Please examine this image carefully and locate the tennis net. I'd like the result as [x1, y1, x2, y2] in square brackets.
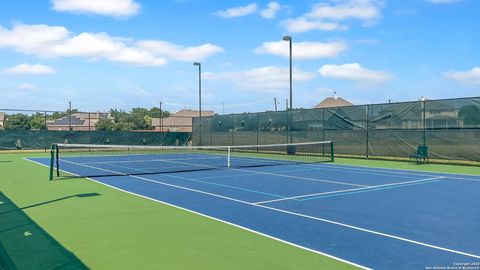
[49, 141, 334, 180]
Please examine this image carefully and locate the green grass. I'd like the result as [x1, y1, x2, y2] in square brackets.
[0, 153, 358, 270]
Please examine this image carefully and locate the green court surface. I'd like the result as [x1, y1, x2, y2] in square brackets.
[1, 152, 479, 269]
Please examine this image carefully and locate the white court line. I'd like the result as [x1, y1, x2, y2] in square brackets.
[25, 158, 368, 269]
[311, 163, 480, 182]
[233, 168, 369, 188]
[276, 165, 420, 179]
[67, 157, 369, 189]
[64, 156, 220, 174]
[25, 158, 480, 262]
[254, 177, 444, 205]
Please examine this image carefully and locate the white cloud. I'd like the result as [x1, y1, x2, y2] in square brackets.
[282, 18, 347, 32]
[215, 3, 258, 18]
[0, 24, 223, 67]
[136, 41, 224, 62]
[260, 2, 281, 19]
[319, 63, 393, 84]
[281, 0, 383, 33]
[52, 0, 140, 18]
[427, 0, 462, 4]
[255, 41, 347, 60]
[444, 67, 480, 85]
[204, 66, 316, 92]
[4, 63, 56, 75]
[18, 83, 39, 91]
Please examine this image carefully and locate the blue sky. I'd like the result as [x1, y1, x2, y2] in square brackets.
[0, 0, 479, 113]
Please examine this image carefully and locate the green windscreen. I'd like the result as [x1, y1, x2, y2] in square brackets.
[193, 97, 480, 163]
[0, 130, 191, 151]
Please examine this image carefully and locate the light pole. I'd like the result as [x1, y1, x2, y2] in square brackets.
[193, 62, 202, 145]
[283, 36, 293, 143]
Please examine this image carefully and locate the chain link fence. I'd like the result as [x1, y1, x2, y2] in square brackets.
[0, 108, 192, 150]
[193, 97, 480, 163]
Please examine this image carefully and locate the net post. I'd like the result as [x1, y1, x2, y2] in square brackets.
[330, 141, 335, 162]
[49, 144, 55, 180]
[227, 146, 231, 167]
[56, 145, 60, 177]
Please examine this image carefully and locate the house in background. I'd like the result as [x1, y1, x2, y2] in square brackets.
[152, 109, 215, 132]
[47, 112, 111, 131]
[0, 112, 5, 129]
[314, 92, 354, 109]
[296, 93, 355, 131]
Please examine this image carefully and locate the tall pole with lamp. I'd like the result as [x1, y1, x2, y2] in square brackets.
[193, 62, 202, 146]
[283, 36, 293, 144]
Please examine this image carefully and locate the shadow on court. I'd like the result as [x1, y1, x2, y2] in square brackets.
[0, 192, 93, 270]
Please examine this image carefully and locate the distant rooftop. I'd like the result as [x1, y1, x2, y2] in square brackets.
[174, 109, 215, 117]
[314, 93, 354, 108]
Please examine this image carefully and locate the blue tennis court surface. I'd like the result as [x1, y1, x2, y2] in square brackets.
[28, 155, 480, 269]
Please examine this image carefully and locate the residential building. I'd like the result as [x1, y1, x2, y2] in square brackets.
[47, 112, 111, 131]
[152, 109, 215, 132]
[0, 112, 4, 129]
[314, 92, 354, 109]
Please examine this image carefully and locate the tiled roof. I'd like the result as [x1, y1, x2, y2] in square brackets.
[314, 97, 354, 108]
[174, 109, 215, 117]
[49, 117, 85, 125]
[47, 112, 111, 127]
[153, 116, 192, 127]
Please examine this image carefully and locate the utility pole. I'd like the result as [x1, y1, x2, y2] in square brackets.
[274, 97, 278, 112]
[68, 101, 72, 131]
[222, 102, 225, 115]
[159, 101, 163, 132]
[286, 99, 288, 111]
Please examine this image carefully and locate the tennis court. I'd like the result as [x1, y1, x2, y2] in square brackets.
[27, 142, 480, 269]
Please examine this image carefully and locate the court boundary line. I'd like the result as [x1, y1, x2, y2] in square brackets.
[254, 176, 444, 205]
[124, 173, 480, 260]
[275, 165, 420, 179]
[310, 163, 480, 182]
[62, 156, 370, 189]
[233, 168, 369, 188]
[23, 157, 370, 270]
[26, 158, 480, 261]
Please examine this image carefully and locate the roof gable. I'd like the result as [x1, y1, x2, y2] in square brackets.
[314, 97, 353, 108]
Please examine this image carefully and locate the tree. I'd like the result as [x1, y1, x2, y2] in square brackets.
[95, 118, 115, 131]
[4, 114, 31, 129]
[98, 107, 171, 131]
[49, 109, 79, 120]
[149, 107, 170, 118]
[29, 113, 47, 130]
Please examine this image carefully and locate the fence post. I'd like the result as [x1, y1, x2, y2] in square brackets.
[366, 105, 369, 158]
[44, 111, 48, 152]
[423, 100, 427, 147]
[231, 114, 235, 145]
[322, 108, 326, 156]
